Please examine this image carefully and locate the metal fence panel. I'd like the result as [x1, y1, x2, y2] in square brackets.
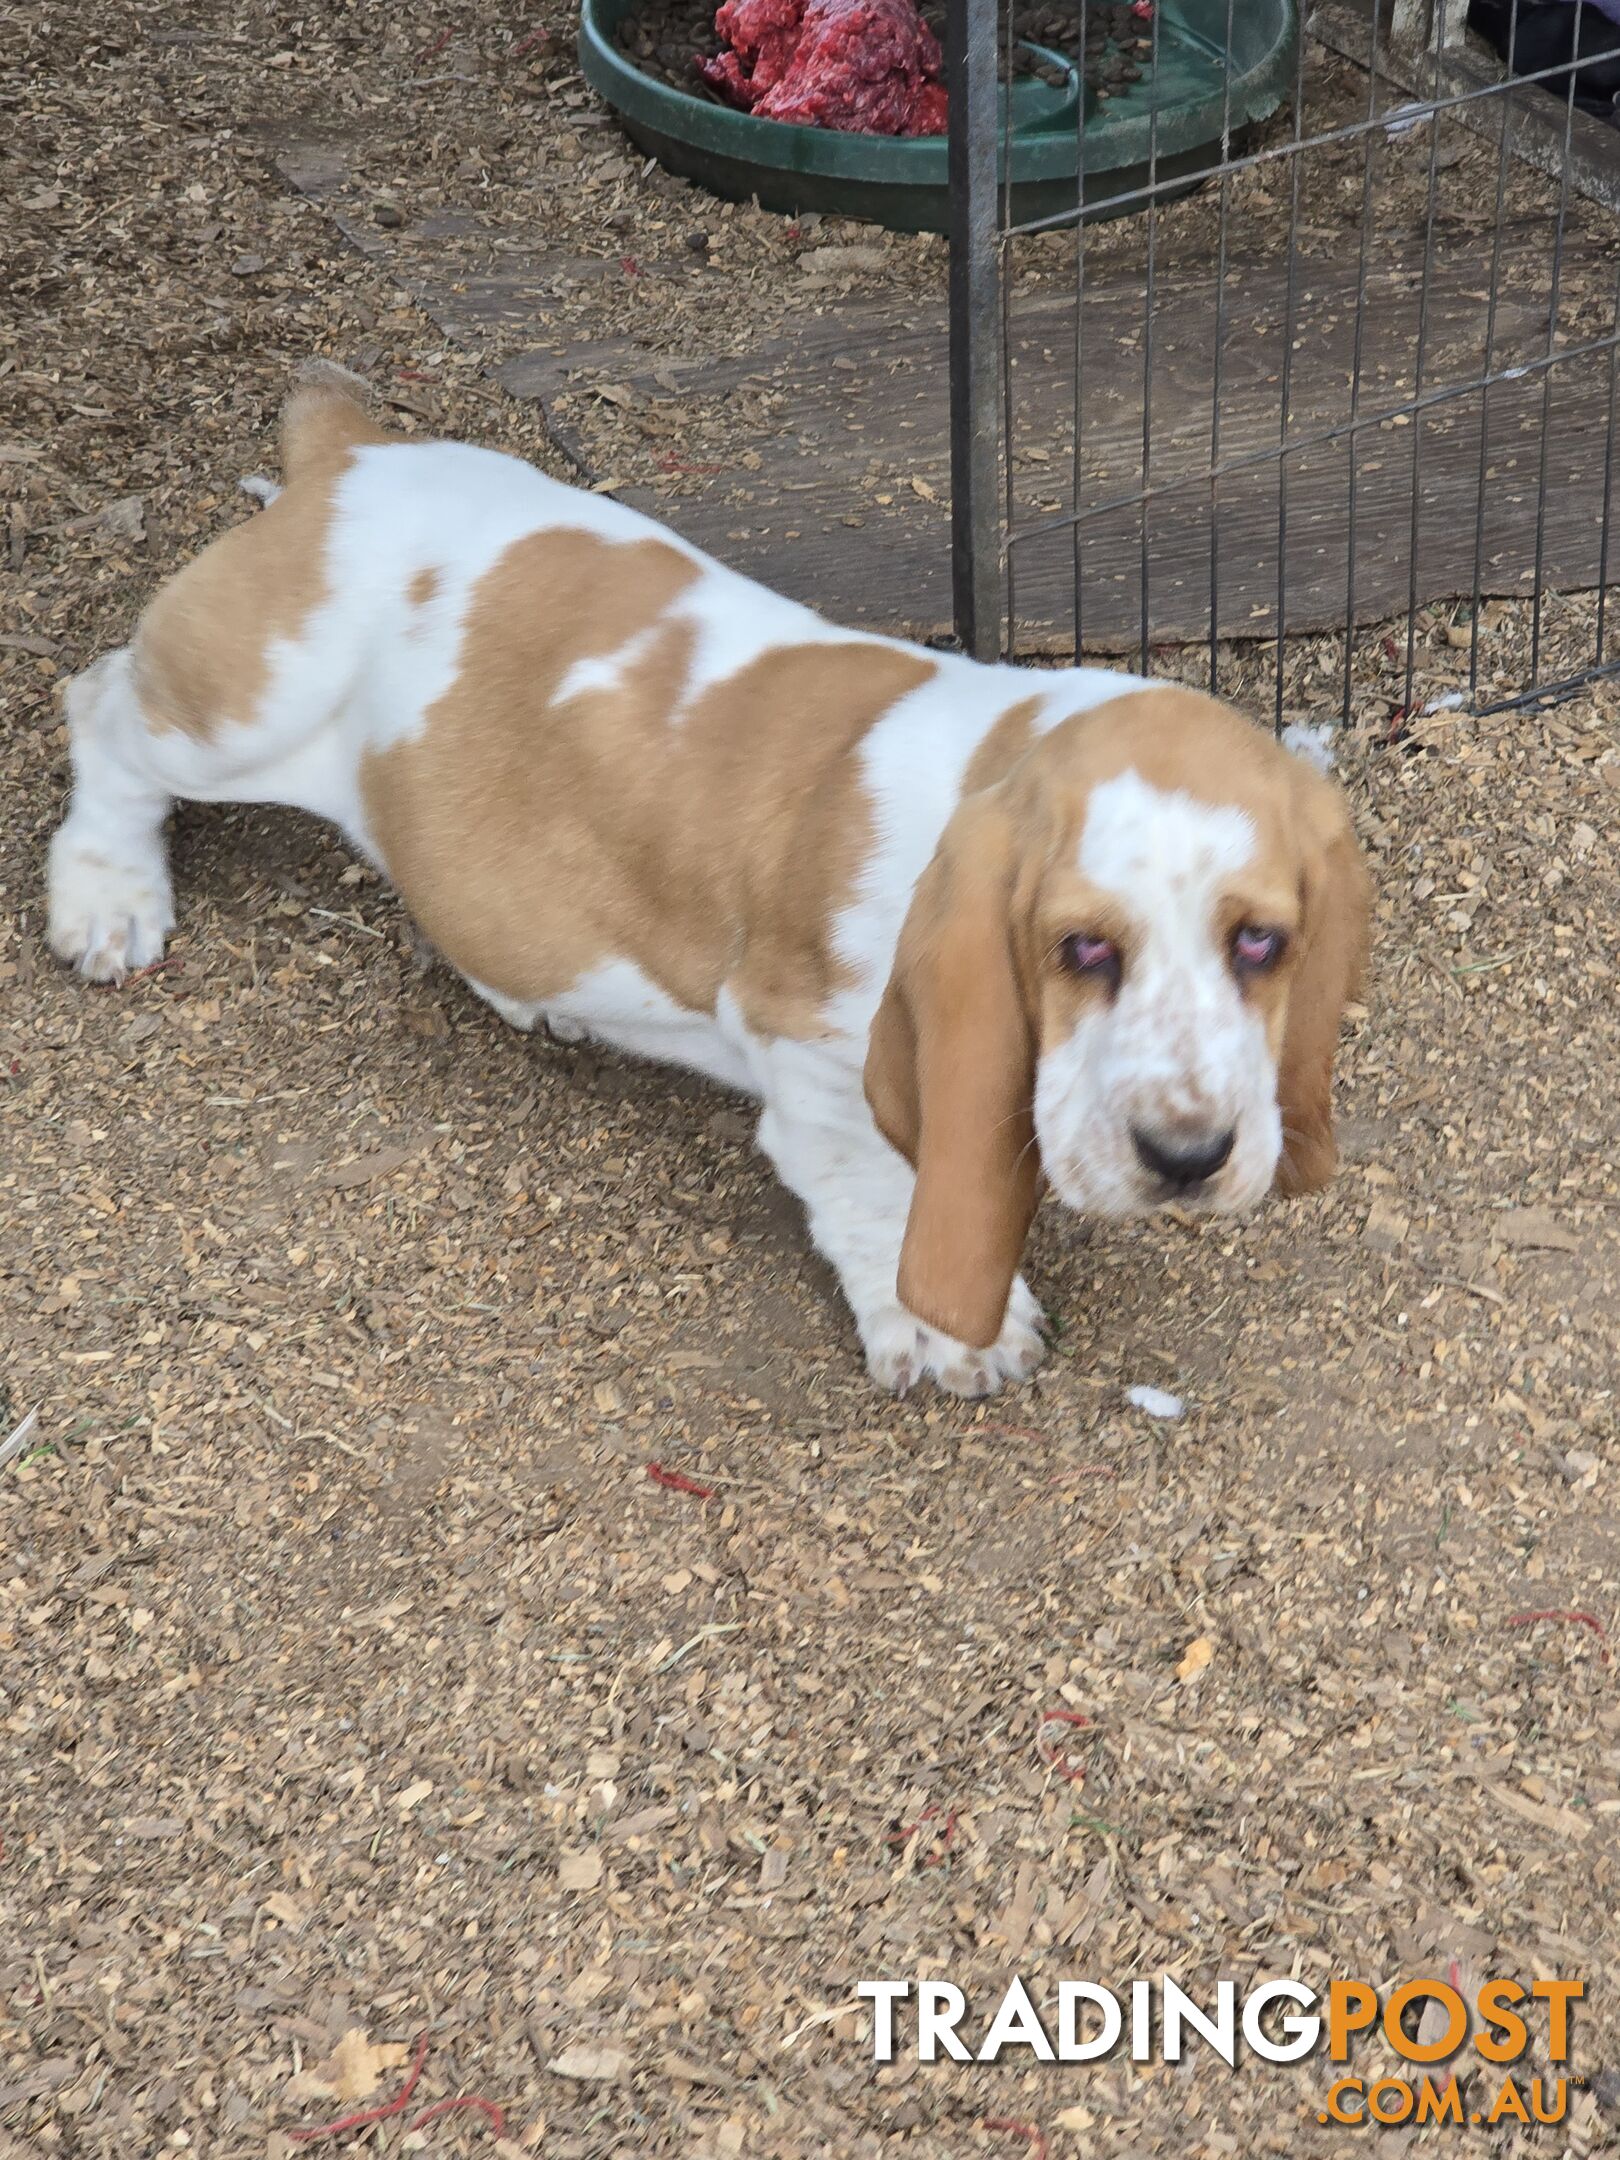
[948, 0, 1620, 724]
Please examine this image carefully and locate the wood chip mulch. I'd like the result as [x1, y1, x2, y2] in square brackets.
[4, 4, 1620, 2158]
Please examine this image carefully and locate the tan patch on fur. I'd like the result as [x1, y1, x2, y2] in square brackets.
[360, 528, 934, 1027]
[959, 694, 1042, 798]
[132, 384, 393, 741]
[406, 566, 439, 608]
[281, 378, 392, 486]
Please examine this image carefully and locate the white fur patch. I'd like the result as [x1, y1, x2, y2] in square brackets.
[1280, 719, 1337, 774]
[1078, 768, 1255, 902]
[552, 625, 663, 706]
[1035, 771, 1281, 1217]
[545, 960, 755, 1094]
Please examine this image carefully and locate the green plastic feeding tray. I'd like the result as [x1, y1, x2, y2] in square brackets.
[579, 0, 1297, 233]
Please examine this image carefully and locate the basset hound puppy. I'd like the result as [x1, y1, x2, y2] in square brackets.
[47, 368, 1369, 1397]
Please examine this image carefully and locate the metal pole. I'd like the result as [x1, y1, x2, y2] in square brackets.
[947, 0, 1001, 659]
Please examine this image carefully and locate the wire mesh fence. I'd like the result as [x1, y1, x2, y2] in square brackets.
[947, 0, 1620, 728]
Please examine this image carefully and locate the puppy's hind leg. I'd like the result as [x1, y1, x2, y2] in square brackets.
[46, 652, 177, 982]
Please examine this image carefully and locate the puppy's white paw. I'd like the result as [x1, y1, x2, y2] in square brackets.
[1003, 1273, 1045, 1336]
[861, 1278, 1047, 1399]
[543, 1012, 589, 1044]
[47, 832, 174, 983]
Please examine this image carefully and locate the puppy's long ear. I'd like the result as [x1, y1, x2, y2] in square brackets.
[1274, 767, 1370, 1196]
[863, 792, 1041, 1347]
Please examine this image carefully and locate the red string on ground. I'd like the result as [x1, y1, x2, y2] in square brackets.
[983, 2117, 1050, 2159]
[511, 25, 550, 58]
[1506, 1608, 1611, 1662]
[91, 955, 181, 991]
[1416, 1965, 1467, 2115]
[657, 452, 725, 475]
[414, 27, 451, 63]
[1425, 1968, 1465, 2111]
[287, 2035, 507, 2146]
[288, 2032, 430, 2144]
[410, 2094, 508, 2137]
[1035, 1708, 1094, 1786]
[646, 1460, 715, 1500]
[885, 1804, 959, 1865]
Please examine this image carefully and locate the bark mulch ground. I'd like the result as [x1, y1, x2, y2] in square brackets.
[4, 5, 1620, 2158]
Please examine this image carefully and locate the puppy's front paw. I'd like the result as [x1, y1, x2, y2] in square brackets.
[861, 1278, 1047, 1399]
[47, 831, 174, 983]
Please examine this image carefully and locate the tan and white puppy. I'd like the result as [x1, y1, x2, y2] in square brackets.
[46, 372, 1369, 1397]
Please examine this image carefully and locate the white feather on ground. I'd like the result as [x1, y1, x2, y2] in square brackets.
[1126, 1384, 1186, 1420]
[0, 1404, 41, 1472]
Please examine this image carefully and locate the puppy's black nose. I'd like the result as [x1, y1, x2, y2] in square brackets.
[1133, 1125, 1236, 1192]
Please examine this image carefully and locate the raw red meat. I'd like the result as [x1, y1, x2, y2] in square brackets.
[699, 0, 803, 107]
[698, 0, 948, 136]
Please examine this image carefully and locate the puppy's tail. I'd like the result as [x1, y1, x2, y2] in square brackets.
[280, 359, 390, 489]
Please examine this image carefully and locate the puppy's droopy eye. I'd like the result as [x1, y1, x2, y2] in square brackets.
[1232, 925, 1286, 975]
[1060, 934, 1120, 985]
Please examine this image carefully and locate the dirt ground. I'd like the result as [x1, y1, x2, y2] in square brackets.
[5, 5, 1620, 2158]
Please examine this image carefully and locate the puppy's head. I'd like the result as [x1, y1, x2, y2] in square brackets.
[864, 689, 1369, 1346]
